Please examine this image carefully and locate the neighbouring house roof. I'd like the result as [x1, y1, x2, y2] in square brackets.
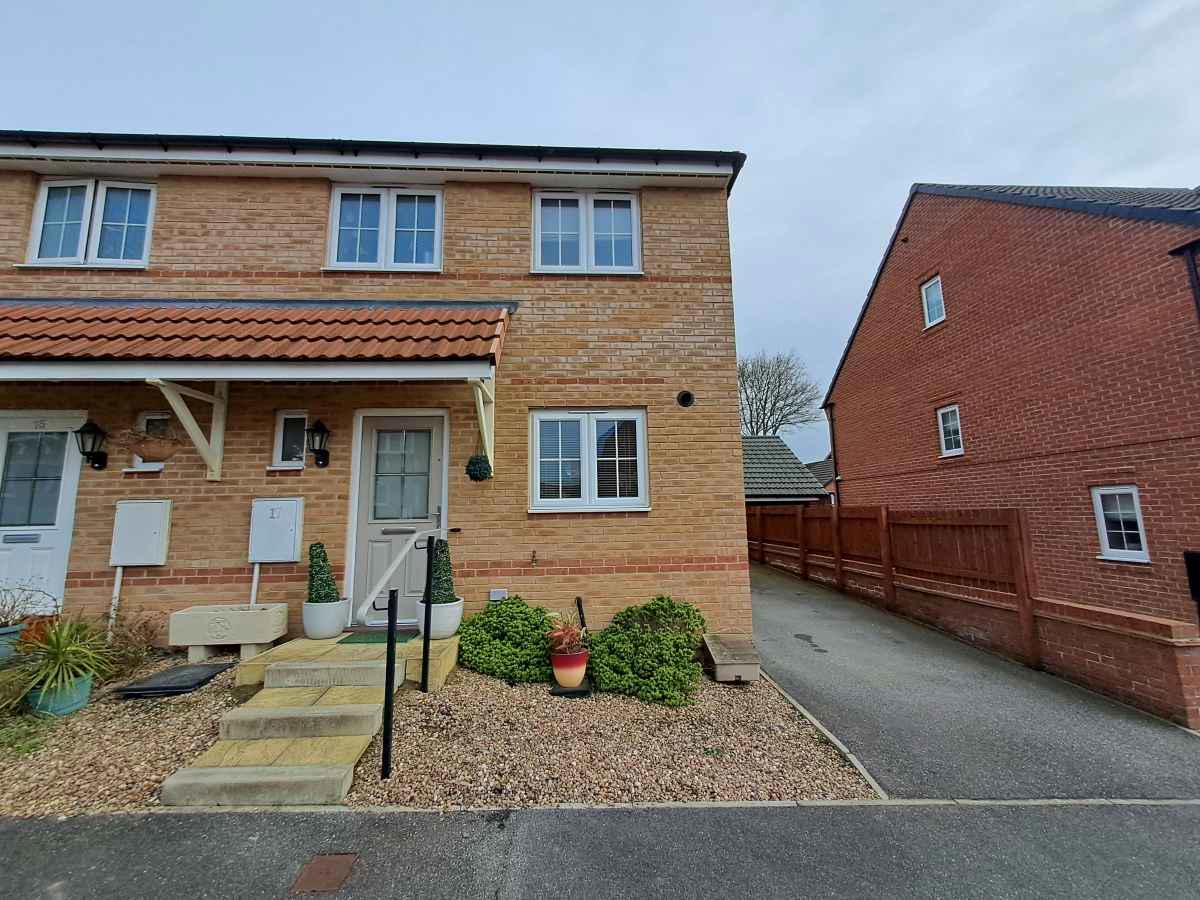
[0, 299, 513, 363]
[742, 435, 826, 499]
[823, 182, 1200, 407]
[805, 456, 836, 488]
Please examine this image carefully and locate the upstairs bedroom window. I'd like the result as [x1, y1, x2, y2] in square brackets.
[327, 186, 443, 271]
[532, 191, 641, 274]
[28, 179, 156, 266]
[937, 404, 963, 457]
[530, 409, 649, 512]
[921, 275, 946, 327]
[1090, 485, 1150, 563]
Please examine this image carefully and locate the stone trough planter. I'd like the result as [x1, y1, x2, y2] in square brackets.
[169, 603, 289, 662]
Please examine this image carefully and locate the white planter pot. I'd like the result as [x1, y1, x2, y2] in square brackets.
[303, 598, 350, 640]
[415, 597, 464, 639]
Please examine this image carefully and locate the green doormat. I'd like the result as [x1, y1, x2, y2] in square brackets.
[338, 631, 416, 644]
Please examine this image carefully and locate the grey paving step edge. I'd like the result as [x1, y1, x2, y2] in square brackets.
[219, 705, 383, 740]
[160, 765, 354, 806]
[264, 660, 389, 688]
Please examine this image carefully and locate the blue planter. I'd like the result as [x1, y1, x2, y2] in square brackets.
[0, 622, 25, 662]
[26, 674, 94, 717]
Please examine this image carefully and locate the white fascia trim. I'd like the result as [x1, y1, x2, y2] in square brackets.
[0, 143, 734, 180]
[0, 359, 493, 382]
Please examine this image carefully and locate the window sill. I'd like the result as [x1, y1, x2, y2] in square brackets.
[528, 505, 650, 514]
[1096, 554, 1151, 565]
[923, 319, 947, 332]
[321, 265, 443, 274]
[266, 464, 305, 472]
[939, 450, 964, 459]
[15, 262, 149, 271]
[123, 464, 164, 474]
[530, 268, 643, 277]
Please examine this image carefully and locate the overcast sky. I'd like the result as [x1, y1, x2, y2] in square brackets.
[3, 1, 1197, 460]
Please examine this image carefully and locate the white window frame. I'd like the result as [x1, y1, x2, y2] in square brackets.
[922, 275, 946, 328]
[1091, 485, 1151, 563]
[937, 404, 964, 457]
[126, 410, 172, 473]
[529, 409, 649, 512]
[325, 185, 444, 272]
[271, 410, 308, 470]
[531, 190, 642, 275]
[26, 177, 155, 267]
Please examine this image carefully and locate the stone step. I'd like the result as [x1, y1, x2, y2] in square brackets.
[160, 764, 355, 806]
[219, 704, 382, 740]
[264, 659, 392, 688]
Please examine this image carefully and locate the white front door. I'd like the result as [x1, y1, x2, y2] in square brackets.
[0, 412, 86, 611]
[353, 416, 443, 625]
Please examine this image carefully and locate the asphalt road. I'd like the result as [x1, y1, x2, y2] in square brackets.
[5, 804, 1200, 899]
[751, 563, 1200, 799]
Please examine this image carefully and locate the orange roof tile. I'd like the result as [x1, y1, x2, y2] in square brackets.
[0, 300, 513, 363]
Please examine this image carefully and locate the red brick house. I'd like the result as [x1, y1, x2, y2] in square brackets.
[824, 183, 1200, 725]
[0, 130, 751, 637]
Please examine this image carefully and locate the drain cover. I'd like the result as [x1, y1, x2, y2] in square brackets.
[114, 662, 235, 698]
[290, 854, 358, 895]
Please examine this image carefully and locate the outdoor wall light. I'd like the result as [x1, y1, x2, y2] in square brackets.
[305, 420, 331, 468]
[73, 420, 109, 470]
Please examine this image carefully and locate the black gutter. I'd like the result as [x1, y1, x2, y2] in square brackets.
[0, 130, 747, 195]
[1169, 238, 1200, 325]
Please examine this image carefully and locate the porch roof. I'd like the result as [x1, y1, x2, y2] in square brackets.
[0, 298, 514, 366]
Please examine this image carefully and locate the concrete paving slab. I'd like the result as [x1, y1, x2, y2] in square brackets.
[274, 735, 374, 767]
[265, 660, 387, 688]
[318, 686, 386, 706]
[191, 739, 292, 768]
[220, 704, 382, 740]
[244, 686, 328, 708]
[159, 765, 354, 806]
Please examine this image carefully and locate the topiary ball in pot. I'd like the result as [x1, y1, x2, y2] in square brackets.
[457, 596, 554, 683]
[588, 595, 707, 706]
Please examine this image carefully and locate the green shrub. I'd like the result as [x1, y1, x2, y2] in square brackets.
[307, 543, 341, 604]
[457, 597, 554, 683]
[430, 540, 457, 605]
[589, 596, 707, 707]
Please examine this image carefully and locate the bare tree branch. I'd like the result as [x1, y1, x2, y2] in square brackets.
[737, 349, 823, 435]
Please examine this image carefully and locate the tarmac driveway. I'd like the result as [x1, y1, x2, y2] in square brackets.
[751, 564, 1200, 800]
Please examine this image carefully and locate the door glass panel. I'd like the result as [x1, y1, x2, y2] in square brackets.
[372, 430, 431, 519]
[0, 432, 67, 526]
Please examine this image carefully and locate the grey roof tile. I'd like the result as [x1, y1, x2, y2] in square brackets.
[742, 436, 826, 498]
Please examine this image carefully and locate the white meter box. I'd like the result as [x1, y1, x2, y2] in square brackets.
[249, 498, 304, 563]
[110, 500, 172, 567]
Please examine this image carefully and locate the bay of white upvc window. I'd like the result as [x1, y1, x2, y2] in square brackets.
[27, 178, 155, 266]
[1091, 485, 1150, 563]
[327, 186, 443, 271]
[530, 409, 648, 511]
[532, 191, 640, 274]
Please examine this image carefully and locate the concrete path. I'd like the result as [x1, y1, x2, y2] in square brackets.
[751, 563, 1200, 800]
[6, 805, 1200, 899]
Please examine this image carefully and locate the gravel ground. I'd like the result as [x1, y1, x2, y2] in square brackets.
[347, 670, 873, 808]
[0, 654, 239, 819]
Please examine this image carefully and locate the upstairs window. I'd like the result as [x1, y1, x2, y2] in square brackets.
[1091, 485, 1150, 563]
[937, 404, 963, 457]
[922, 275, 945, 327]
[532, 191, 641, 274]
[28, 179, 156, 266]
[530, 409, 648, 511]
[327, 186, 442, 271]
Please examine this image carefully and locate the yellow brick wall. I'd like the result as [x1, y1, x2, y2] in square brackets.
[0, 172, 750, 636]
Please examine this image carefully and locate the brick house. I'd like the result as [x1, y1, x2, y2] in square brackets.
[824, 183, 1200, 725]
[0, 130, 751, 638]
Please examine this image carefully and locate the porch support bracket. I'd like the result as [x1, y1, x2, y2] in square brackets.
[146, 378, 229, 481]
[468, 377, 496, 473]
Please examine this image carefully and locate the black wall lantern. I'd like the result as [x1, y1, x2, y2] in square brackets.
[305, 420, 331, 468]
[73, 420, 109, 470]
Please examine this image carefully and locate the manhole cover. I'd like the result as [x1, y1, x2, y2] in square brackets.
[114, 662, 235, 698]
[290, 853, 358, 895]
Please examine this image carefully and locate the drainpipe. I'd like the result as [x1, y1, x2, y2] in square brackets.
[1169, 238, 1200, 325]
[825, 403, 840, 505]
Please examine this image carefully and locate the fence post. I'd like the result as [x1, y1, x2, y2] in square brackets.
[795, 504, 808, 580]
[1008, 509, 1041, 668]
[878, 505, 896, 608]
[752, 505, 764, 563]
[831, 502, 845, 590]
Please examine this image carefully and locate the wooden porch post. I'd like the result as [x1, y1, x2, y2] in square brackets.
[878, 505, 896, 608]
[831, 502, 844, 590]
[1008, 508, 1041, 668]
[795, 504, 808, 580]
